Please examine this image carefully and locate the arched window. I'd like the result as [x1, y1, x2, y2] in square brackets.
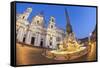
[23, 16, 25, 19]
[50, 42, 52, 46]
[51, 18, 54, 22]
[37, 20, 39, 24]
[51, 25, 53, 28]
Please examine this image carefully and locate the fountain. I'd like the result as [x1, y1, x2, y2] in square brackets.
[43, 9, 88, 60]
[44, 33, 88, 60]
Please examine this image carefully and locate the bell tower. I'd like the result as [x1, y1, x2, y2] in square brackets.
[48, 16, 55, 29]
[20, 8, 32, 20]
[46, 16, 56, 49]
[16, 8, 32, 42]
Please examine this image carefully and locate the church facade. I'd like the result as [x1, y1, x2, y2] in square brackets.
[16, 8, 66, 49]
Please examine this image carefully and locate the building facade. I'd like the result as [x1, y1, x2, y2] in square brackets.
[16, 8, 66, 49]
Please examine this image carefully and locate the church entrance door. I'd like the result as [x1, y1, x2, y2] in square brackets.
[23, 37, 25, 43]
[31, 37, 35, 45]
[40, 41, 43, 47]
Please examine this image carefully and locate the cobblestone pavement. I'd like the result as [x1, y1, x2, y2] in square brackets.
[16, 43, 96, 66]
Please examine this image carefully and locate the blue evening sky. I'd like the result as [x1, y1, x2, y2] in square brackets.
[16, 3, 96, 39]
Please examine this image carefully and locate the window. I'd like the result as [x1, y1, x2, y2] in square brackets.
[50, 37, 52, 40]
[56, 37, 60, 41]
[37, 20, 39, 24]
[50, 42, 52, 46]
[51, 18, 54, 22]
[51, 25, 53, 28]
[23, 16, 25, 19]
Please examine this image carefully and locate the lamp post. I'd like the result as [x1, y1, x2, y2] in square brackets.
[88, 33, 92, 45]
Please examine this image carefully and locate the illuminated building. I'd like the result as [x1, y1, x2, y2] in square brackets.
[16, 8, 65, 49]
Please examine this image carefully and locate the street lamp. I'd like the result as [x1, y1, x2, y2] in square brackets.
[88, 33, 92, 44]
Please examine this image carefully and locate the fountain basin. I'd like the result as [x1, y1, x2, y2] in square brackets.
[44, 47, 88, 60]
